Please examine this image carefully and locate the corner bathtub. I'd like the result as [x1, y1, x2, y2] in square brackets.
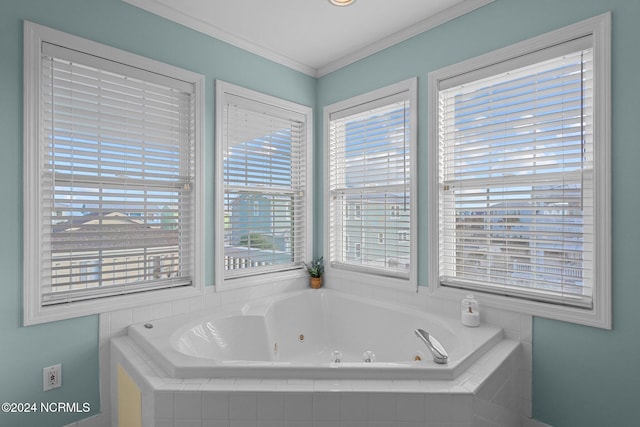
[128, 289, 503, 381]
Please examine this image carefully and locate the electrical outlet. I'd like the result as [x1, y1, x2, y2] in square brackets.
[43, 364, 62, 391]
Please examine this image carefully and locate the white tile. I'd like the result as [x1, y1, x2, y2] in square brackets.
[189, 296, 206, 313]
[313, 392, 341, 420]
[314, 422, 340, 427]
[230, 392, 257, 420]
[172, 299, 191, 316]
[132, 305, 154, 323]
[397, 394, 426, 422]
[204, 421, 230, 427]
[521, 342, 533, 373]
[110, 308, 133, 337]
[369, 422, 396, 427]
[154, 391, 174, 419]
[76, 413, 108, 427]
[520, 314, 533, 343]
[340, 393, 369, 421]
[155, 420, 174, 427]
[522, 417, 552, 427]
[257, 421, 284, 427]
[259, 379, 288, 390]
[368, 393, 397, 422]
[313, 380, 343, 392]
[154, 302, 173, 319]
[477, 361, 509, 402]
[257, 392, 285, 420]
[205, 291, 222, 308]
[473, 397, 498, 424]
[175, 391, 203, 420]
[221, 287, 253, 305]
[423, 393, 452, 422]
[235, 379, 263, 391]
[451, 394, 473, 423]
[500, 310, 522, 332]
[340, 422, 367, 427]
[397, 422, 425, 427]
[284, 392, 313, 421]
[285, 421, 311, 427]
[209, 378, 237, 387]
[180, 382, 205, 391]
[492, 381, 511, 409]
[203, 391, 230, 420]
[285, 379, 314, 388]
[504, 329, 521, 341]
[176, 421, 203, 427]
[399, 289, 430, 310]
[229, 421, 256, 427]
[521, 397, 533, 418]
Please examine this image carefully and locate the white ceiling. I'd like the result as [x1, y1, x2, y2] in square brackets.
[123, 0, 493, 77]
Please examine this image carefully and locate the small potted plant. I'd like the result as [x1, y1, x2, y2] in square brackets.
[306, 257, 324, 289]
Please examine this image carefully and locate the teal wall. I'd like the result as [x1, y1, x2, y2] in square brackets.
[0, 0, 315, 425]
[2, 0, 639, 426]
[317, 1, 640, 426]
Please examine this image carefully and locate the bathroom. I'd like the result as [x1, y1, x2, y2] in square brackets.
[1, 0, 639, 426]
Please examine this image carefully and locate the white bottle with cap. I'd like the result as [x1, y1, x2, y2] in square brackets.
[461, 295, 480, 327]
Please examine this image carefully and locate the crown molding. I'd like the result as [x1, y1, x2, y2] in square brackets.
[123, 0, 494, 78]
[122, 0, 318, 75]
[317, 0, 494, 76]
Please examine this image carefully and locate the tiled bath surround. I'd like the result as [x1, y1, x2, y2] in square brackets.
[66, 277, 536, 426]
[111, 334, 521, 426]
[326, 280, 535, 422]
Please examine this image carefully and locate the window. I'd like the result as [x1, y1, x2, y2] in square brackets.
[325, 78, 417, 285]
[215, 81, 312, 288]
[23, 22, 204, 324]
[428, 14, 611, 328]
[353, 204, 362, 219]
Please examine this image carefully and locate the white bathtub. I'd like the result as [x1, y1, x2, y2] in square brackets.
[127, 289, 503, 380]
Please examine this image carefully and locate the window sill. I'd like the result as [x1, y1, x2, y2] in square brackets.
[428, 283, 611, 329]
[24, 284, 204, 326]
[325, 266, 415, 291]
[215, 268, 308, 292]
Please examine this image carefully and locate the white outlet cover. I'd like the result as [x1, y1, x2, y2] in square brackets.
[43, 364, 62, 391]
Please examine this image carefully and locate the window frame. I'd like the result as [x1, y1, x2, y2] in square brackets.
[214, 80, 313, 290]
[23, 21, 205, 325]
[324, 78, 418, 289]
[427, 13, 611, 328]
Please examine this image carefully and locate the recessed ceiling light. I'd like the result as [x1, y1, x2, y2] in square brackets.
[329, 0, 356, 6]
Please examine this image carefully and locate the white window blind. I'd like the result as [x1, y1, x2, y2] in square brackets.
[437, 40, 595, 308]
[329, 90, 412, 278]
[221, 92, 308, 279]
[40, 43, 196, 305]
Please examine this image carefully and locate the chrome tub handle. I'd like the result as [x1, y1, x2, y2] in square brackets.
[414, 328, 448, 364]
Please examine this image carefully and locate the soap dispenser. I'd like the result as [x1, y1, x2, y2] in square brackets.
[461, 295, 480, 327]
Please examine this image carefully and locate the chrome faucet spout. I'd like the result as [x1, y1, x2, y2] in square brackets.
[414, 328, 448, 364]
